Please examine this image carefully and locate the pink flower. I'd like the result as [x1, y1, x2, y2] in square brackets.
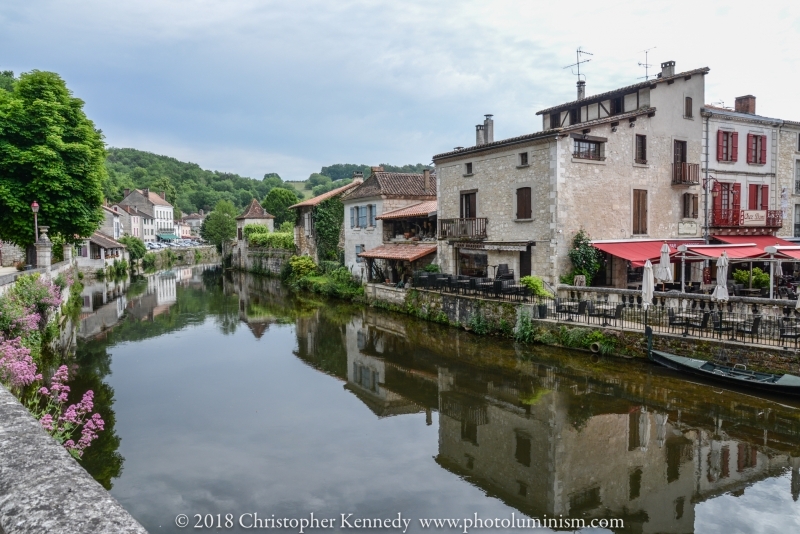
[0, 338, 41, 389]
[40, 414, 54, 432]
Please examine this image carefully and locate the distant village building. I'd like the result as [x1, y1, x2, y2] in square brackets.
[75, 232, 129, 271]
[100, 206, 122, 240]
[342, 167, 437, 281]
[182, 210, 206, 236]
[235, 198, 275, 242]
[114, 205, 155, 242]
[288, 178, 362, 263]
[118, 188, 176, 241]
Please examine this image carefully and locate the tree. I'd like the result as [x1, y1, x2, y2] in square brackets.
[306, 173, 331, 189]
[0, 71, 15, 92]
[200, 200, 238, 251]
[262, 188, 298, 226]
[150, 176, 177, 208]
[0, 71, 107, 247]
[118, 236, 146, 261]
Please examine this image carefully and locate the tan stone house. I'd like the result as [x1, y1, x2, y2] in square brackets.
[434, 61, 710, 287]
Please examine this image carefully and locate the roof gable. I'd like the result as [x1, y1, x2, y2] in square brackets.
[344, 172, 436, 201]
[288, 181, 360, 209]
[236, 198, 275, 220]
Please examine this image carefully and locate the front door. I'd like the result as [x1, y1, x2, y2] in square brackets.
[520, 246, 531, 277]
[460, 192, 477, 219]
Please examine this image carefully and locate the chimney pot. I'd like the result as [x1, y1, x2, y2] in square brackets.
[143, 188, 149, 198]
[352, 171, 364, 184]
[660, 61, 675, 78]
[199, 209, 204, 216]
[483, 114, 494, 143]
[160, 190, 166, 200]
[734, 95, 756, 114]
[475, 124, 485, 146]
[577, 80, 586, 100]
[123, 188, 130, 198]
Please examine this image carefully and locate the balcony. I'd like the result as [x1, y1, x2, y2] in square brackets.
[438, 218, 488, 240]
[671, 163, 700, 185]
[710, 209, 783, 229]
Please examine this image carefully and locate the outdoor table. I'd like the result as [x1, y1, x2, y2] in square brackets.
[721, 316, 746, 340]
[457, 279, 471, 294]
[675, 312, 699, 336]
[478, 282, 495, 297]
[739, 288, 761, 297]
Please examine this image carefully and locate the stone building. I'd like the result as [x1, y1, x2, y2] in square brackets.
[342, 167, 436, 279]
[113, 205, 155, 242]
[117, 188, 175, 241]
[235, 198, 274, 243]
[182, 210, 206, 236]
[99, 206, 122, 240]
[434, 62, 709, 286]
[776, 120, 800, 238]
[288, 179, 361, 262]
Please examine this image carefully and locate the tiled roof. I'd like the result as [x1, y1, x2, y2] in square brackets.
[344, 172, 436, 201]
[535, 66, 710, 115]
[236, 198, 274, 220]
[701, 105, 784, 124]
[288, 181, 360, 209]
[358, 243, 437, 262]
[101, 205, 119, 216]
[115, 205, 154, 219]
[89, 232, 126, 250]
[137, 189, 172, 207]
[376, 201, 438, 220]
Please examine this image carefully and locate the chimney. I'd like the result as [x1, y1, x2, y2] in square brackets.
[160, 190, 166, 200]
[352, 171, 364, 184]
[476, 124, 485, 146]
[142, 188, 149, 198]
[113, 205, 118, 213]
[134, 206, 138, 213]
[199, 209, 204, 216]
[661, 61, 675, 78]
[577, 80, 586, 100]
[483, 114, 494, 143]
[735, 95, 756, 114]
[423, 169, 431, 194]
[123, 188, 130, 198]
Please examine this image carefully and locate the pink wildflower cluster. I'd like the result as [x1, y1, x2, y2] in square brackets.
[0, 337, 42, 390]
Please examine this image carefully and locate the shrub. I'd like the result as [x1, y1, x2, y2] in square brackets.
[566, 229, 601, 285]
[732, 267, 770, 289]
[514, 311, 535, 344]
[468, 310, 491, 335]
[142, 252, 157, 269]
[249, 232, 294, 250]
[520, 275, 552, 298]
[288, 255, 317, 279]
[423, 264, 440, 273]
[318, 260, 342, 274]
[279, 221, 294, 233]
[243, 224, 270, 239]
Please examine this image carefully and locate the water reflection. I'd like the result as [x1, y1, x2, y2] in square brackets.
[73, 270, 800, 532]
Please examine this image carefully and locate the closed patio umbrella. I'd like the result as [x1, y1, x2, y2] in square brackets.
[654, 242, 673, 289]
[776, 260, 784, 278]
[711, 251, 729, 302]
[642, 259, 655, 310]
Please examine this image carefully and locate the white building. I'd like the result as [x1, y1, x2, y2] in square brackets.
[118, 188, 175, 241]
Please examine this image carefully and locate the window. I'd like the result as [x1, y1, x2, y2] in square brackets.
[350, 207, 355, 228]
[355, 244, 363, 262]
[569, 108, 579, 125]
[629, 469, 642, 500]
[517, 482, 528, 497]
[793, 205, 800, 237]
[368, 204, 376, 226]
[516, 187, 532, 219]
[574, 139, 603, 160]
[519, 152, 528, 166]
[747, 134, 767, 164]
[682, 193, 698, 219]
[747, 184, 769, 210]
[610, 96, 623, 115]
[515, 433, 531, 467]
[358, 206, 367, 228]
[465, 162, 473, 175]
[796, 163, 800, 194]
[237, 227, 243, 240]
[685, 96, 693, 118]
[460, 192, 477, 218]
[550, 112, 561, 128]
[717, 130, 738, 162]
[633, 189, 647, 235]
[635, 135, 647, 164]
[461, 420, 478, 445]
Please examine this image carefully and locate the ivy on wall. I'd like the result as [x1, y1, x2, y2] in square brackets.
[313, 197, 344, 262]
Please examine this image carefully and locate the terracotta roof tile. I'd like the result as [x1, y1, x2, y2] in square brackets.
[344, 172, 436, 201]
[358, 243, 437, 262]
[236, 198, 275, 220]
[288, 181, 360, 209]
[114, 205, 154, 219]
[376, 201, 438, 220]
[89, 232, 126, 249]
[137, 189, 172, 207]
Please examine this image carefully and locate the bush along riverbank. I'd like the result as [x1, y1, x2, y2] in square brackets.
[280, 256, 365, 300]
[0, 272, 106, 458]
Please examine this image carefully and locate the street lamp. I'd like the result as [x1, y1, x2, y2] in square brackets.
[31, 201, 39, 242]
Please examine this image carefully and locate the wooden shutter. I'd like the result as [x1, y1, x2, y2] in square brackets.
[717, 130, 724, 161]
[350, 207, 355, 228]
[692, 194, 698, 219]
[468, 193, 476, 218]
[760, 135, 767, 164]
[732, 183, 742, 215]
[685, 96, 692, 117]
[712, 182, 723, 225]
[517, 187, 531, 219]
[760, 185, 769, 211]
[746, 133, 754, 163]
[748, 184, 759, 210]
[633, 190, 647, 234]
[731, 132, 739, 162]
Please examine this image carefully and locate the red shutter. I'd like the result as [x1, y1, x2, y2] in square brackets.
[712, 182, 722, 225]
[717, 130, 724, 161]
[760, 135, 767, 164]
[732, 183, 742, 215]
[746, 133, 754, 163]
[748, 184, 758, 210]
[761, 185, 769, 211]
[731, 132, 739, 162]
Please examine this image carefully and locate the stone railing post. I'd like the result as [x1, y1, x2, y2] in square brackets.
[62, 243, 73, 263]
[35, 226, 52, 274]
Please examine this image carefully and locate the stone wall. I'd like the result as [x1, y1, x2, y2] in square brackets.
[777, 125, 800, 238]
[0, 242, 25, 267]
[232, 239, 293, 276]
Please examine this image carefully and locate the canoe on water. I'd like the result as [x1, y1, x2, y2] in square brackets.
[645, 327, 800, 397]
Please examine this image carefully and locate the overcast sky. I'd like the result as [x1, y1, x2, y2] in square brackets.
[3, 0, 799, 181]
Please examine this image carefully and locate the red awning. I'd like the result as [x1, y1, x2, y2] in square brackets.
[712, 234, 795, 250]
[592, 239, 702, 267]
[766, 246, 800, 260]
[678, 244, 767, 261]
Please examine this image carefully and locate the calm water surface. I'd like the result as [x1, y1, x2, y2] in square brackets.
[73, 267, 800, 533]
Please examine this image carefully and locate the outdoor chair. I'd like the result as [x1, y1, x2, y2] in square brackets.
[603, 304, 625, 327]
[555, 298, 571, 320]
[495, 264, 515, 280]
[587, 302, 605, 325]
[565, 300, 588, 322]
[712, 312, 733, 339]
[779, 286, 789, 299]
[687, 311, 711, 337]
[736, 316, 762, 343]
[668, 309, 687, 333]
[779, 320, 800, 348]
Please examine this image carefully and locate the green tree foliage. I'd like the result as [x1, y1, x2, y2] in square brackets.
[200, 200, 238, 251]
[0, 71, 107, 247]
[312, 178, 351, 197]
[313, 197, 344, 262]
[306, 173, 331, 189]
[104, 148, 294, 214]
[319, 163, 431, 182]
[262, 188, 298, 226]
[118, 236, 146, 261]
[565, 229, 602, 285]
[0, 70, 15, 92]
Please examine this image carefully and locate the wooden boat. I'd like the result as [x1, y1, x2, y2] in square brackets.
[645, 327, 800, 397]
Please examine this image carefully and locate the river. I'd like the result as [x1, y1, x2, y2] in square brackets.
[71, 266, 800, 533]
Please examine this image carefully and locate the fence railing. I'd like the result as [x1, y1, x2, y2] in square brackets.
[710, 208, 783, 228]
[438, 218, 488, 240]
[672, 162, 700, 185]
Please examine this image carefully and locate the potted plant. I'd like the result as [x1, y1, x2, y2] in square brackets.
[520, 275, 553, 319]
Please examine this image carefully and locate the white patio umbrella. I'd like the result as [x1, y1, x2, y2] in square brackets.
[642, 259, 655, 310]
[776, 260, 784, 278]
[711, 251, 729, 302]
[654, 242, 673, 289]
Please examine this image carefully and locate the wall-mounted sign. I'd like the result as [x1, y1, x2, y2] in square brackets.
[740, 210, 767, 227]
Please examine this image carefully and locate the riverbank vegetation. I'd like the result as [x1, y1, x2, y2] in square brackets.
[281, 256, 364, 300]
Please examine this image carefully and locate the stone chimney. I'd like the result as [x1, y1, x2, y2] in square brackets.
[160, 190, 166, 200]
[199, 209, 204, 216]
[660, 61, 675, 78]
[142, 188, 149, 198]
[423, 169, 431, 194]
[735, 95, 756, 114]
[123, 188, 130, 198]
[370, 166, 384, 173]
[577, 80, 586, 100]
[483, 115, 494, 143]
[352, 171, 364, 184]
[476, 124, 485, 146]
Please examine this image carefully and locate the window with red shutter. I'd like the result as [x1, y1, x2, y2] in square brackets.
[748, 184, 759, 210]
[759, 135, 767, 164]
[760, 185, 769, 210]
[712, 182, 723, 225]
[717, 130, 724, 161]
[731, 132, 739, 162]
[747, 134, 755, 163]
[732, 183, 742, 214]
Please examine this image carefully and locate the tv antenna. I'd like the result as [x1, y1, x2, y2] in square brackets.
[637, 47, 656, 80]
[563, 47, 593, 81]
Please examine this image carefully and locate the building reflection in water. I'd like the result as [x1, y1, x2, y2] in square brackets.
[289, 298, 800, 534]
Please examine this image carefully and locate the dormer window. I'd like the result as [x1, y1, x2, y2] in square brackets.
[610, 96, 624, 115]
[569, 108, 579, 125]
[550, 112, 561, 128]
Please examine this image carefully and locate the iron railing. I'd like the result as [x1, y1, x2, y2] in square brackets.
[672, 162, 700, 185]
[438, 218, 488, 240]
[710, 209, 782, 228]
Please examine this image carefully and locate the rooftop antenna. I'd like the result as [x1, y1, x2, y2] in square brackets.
[637, 47, 656, 80]
[563, 47, 593, 82]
